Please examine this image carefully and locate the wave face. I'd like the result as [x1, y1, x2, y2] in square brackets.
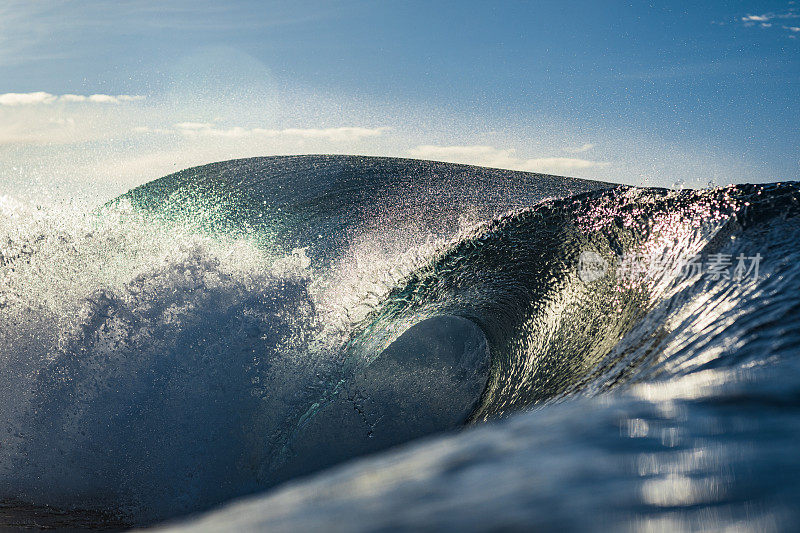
[1, 155, 799, 528]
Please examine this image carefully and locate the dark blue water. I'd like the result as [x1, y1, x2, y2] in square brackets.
[1, 156, 798, 531]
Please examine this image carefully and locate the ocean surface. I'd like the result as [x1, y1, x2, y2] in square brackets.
[1, 155, 799, 531]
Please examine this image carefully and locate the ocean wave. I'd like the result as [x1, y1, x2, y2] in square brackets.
[1, 156, 799, 528]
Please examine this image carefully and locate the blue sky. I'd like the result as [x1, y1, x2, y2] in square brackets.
[1, 0, 798, 201]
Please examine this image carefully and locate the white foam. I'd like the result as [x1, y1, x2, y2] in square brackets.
[0, 198, 329, 522]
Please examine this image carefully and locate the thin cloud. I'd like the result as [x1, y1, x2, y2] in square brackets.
[168, 122, 388, 142]
[407, 145, 608, 175]
[566, 143, 595, 154]
[742, 14, 772, 22]
[738, 4, 800, 36]
[61, 94, 145, 103]
[0, 92, 145, 105]
[741, 10, 799, 23]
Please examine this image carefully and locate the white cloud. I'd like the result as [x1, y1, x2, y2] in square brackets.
[739, 7, 800, 33]
[0, 92, 145, 105]
[785, 25, 800, 31]
[407, 145, 608, 175]
[0, 114, 78, 145]
[62, 94, 144, 103]
[566, 143, 595, 153]
[0, 91, 57, 105]
[168, 122, 388, 142]
[112, 95, 145, 102]
[59, 94, 88, 102]
[742, 14, 771, 22]
[0, 96, 148, 145]
[173, 122, 212, 131]
[86, 94, 144, 103]
[279, 127, 387, 141]
[0, 98, 388, 147]
[527, 157, 604, 172]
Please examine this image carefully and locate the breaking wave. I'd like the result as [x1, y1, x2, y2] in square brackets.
[1, 156, 799, 528]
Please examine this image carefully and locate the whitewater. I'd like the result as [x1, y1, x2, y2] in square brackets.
[1, 155, 799, 531]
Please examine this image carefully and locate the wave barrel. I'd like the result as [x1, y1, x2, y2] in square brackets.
[274, 315, 491, 480]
